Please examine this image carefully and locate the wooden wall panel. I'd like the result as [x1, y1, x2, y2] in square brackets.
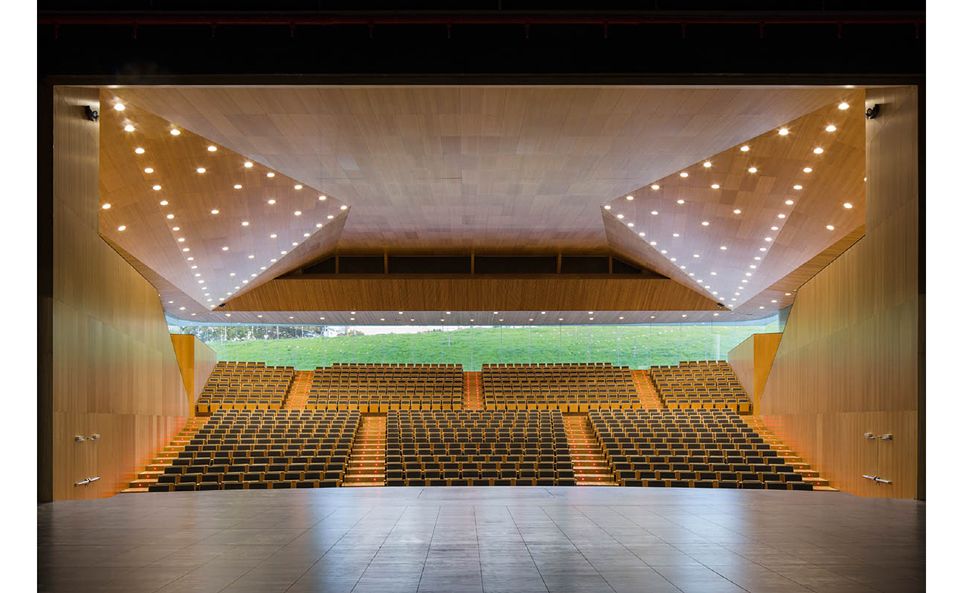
[171, 334, 218, 409]
[760, 87, 920, 499]
[728, 332, 782, 411]
[49, 87, 190, 500]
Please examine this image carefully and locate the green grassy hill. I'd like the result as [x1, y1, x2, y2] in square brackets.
[204, 323, 777, 370]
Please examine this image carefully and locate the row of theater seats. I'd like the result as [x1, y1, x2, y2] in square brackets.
[481, 362, 639, 411]
[196, 361, 295, 413]
[308, 363, 463, 411]
[384, 410, 576, 486]
[148, 410, 360, 491]
[588, 409, 810, 490]
[649, 360, 751, 413]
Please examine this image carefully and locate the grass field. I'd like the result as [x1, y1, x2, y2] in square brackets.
[206, 323, 778, 370]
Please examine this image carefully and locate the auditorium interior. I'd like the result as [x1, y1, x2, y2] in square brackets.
[33, 3, 933, 593]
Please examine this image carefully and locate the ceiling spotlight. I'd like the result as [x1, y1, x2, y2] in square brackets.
[826, 224, 835, 231]
[210, 209, 219, 215]
[676, 199, 685, 205]
[327, 215, 334, 219]
[785, 292, 792, 296]
[720, 246, 727, 250]
[672, 233, 679, 237]
[771, 226, 779, 231]
[638, 232, 646, 237]
[747, 167, 758, 174]
[813, 147, 824, 155]
[703, 161, 712, 168]
[650, 210, 659, 216]
[267, 199, 276, 205]
[266, 172, 275, 178]
[627, 222, 634, 228]
[243, 161, 254, 168]
[144, 167, 154, 174]
[740, 145, 750, 152]
[117, 225, 126, 232]
[838, 101, 850, 110]
[269, 233, 277, 239]
[693, 254, 700, 258]
[182, 247, 189, 252]
[793, 184, 803, 191]
[777, 213, 786, 219]
[778, 127, 789, 136]
[759, 247, 767, 252]
[710, 183, 720, 190]
[825, 124, 837, 133]
[134, 147, 145, 155]
[123, 124, 135, 132]
[650, 184, 660, 191]
[221, 246, 229, 251]
[152, 184, 161, 191]
[764, 237, 773, 242]
[159, 200, 169, 206]
[101, 203, 111, 210]
[843, 202, 854, 209]
[733, 209, 742, 215]
[241, 221, 250, 227]
[196, 167, 206, 174]
[616, 213, 624, 219]
[679, 172, 689, 178]
[649, 241, 657, 246]
[340, 205, 348, 211]
[700, 221, 709, 227]
[233, 184, 242, 190]
[803, 167, 813, 173]
[113, 103, 126, 112]
[294, 210, 302, 216]
[166, 213, 174, 220]
[248, 254, 255, 259]
[207, 145, 218, 152]
[785, 200, 795, 205]
[626, 195, 634, 201]
[170, 129, 181, 136]
[294, 184, 303, 190]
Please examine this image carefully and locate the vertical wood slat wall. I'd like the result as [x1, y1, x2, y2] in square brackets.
[49, 87, 190, 500]
[728, 332, 783, 412]
[171, 334, 218, 411]
[760, 87, 921, 499]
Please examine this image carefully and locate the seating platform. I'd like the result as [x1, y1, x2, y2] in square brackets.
[308, 363, 463, 411]
[588, 409, 811, 490]
[481, 362, 639, 411]
[147, 409, 360, 491]
[384, 410, 576, 486]
[196, 361, 295, 414]
[648, 360, 752, 413]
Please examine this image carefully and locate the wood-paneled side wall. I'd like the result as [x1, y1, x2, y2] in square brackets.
[760, 87, 920, 499]
[171, 334, 218, 411]
[49, 87, 190, 500]
[728, 333, 782, 412]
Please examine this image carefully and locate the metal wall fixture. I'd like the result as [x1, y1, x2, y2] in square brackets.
[73, 433, 101, 442]
[73, 476, 101, 487]
[863, 431, 895, 486]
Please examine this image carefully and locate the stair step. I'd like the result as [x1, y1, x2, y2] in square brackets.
[121, 487, 150, 494]
[813, 486, 839, 492]
[129, 478, 158, 487]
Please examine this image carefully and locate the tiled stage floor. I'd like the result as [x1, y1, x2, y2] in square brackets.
[38, 487, 924, 593]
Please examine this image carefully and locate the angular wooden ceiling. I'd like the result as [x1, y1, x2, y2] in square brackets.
[97, 86, 866, 324]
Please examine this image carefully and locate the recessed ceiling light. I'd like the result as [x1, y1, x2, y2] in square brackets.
[813, 147, 824, 155]
[210, 209, 219, 215]
[626, 195, 634, 201]
[825, 124, 837, 133]
[740, 145, 750, 152]
[267, 199, 276, 205]
[714, 312, 719, 317]
[826, 224, 835, 231]
[604, 205, 611, 210]
[771, 226, 779, 231]
[327, 214, 334, 219]
[233, 184, 242, 190]
[649, 241, 657, 246]
[777, 213, 786, 219]
[207, 145, 217, 152]
[710, 183, 720, 190]
[650, 184, 660, 191]
[177, 237, 185, 243]
[703, 161, 712, 168]
[676, 199, 685, 205]
[315, 223, 323, 228]
[195, 167, 207, 174]
[101, 203, 111, 210]
[117, 225, 126, 231]
[754, 256, 761, 261]
[679, 172, 689, 178]
[650, 315, 656, 319]
[143, 167, 154, 174]
[843, 202, 854, 209]
[241, 221, 250, 227]
[152, 184, 161, 191]
[693, 254, 700, 258]
[159, 200, 169, 206]
[303, 233, 310, 237]
[759, 247, 767, 252]
[650, 210, 658, 216]
[733, 209, 742, 215]
[764, 237, 773, 242]
[672, 233, 680, 237]
[248, 254, 255, 259]
[113, 103, 126, 111]
[186, 257, 193, 261]
[266, 172, 275, 178]
[294, 184, 303, 190]
[166, 213, 174, 220]
[243, 161, 254, 168]
[803, 167, 813, 174]
[123, 124, 135, 132]
[838, 101, 850, 110]
[170, 129, 181, 136]
[182, 247, 189, 252]
[720, 246, 727, 250]
[340, 205, 348, 211]
[793, 184, 803, 190]
[701, 221, 709, 226]
[269, 233, 277, 239]
[134, 147, 145, 155]
[710, 271, 717, 275]
[785, 292, 792, 296]
[747, 167, 758, 174]
[749, 264, 757, 269]
[785, 199, 794, 205]
[778, 127, 789, 136]
[221, 246, 229, 251]
[627, 222, 634, 228]
[660, 249, 667, 254]
[616, 214, 624, 219]
[294, 210, 302, 216]
[292, 241, 298, 246]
